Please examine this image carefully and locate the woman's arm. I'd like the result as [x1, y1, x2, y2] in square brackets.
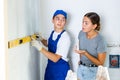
[75, 49, 106, 66]
[85, 51, 106, 66]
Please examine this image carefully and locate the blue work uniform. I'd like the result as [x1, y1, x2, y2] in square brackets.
[44, 30, 70, 80]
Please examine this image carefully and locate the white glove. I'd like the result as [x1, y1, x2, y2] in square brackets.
[35, 33, 43, 41]
[96, 66, 110, 80]
[65, 70, 77, 80]
[31, 39, 43, 51]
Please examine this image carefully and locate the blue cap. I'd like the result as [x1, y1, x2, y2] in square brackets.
[53, 10, 67, 19]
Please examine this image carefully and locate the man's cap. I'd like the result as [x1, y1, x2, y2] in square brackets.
[53, 10, 67, 19]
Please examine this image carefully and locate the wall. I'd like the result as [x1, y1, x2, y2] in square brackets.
[0, 0, 5, 80]
[40, 0, 120, 80]
[7, 0, 41, 80]
[6, 0, 120, 80]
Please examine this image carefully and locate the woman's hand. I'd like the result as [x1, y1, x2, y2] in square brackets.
[74, 49, 87, 55]
[74, 45, 87, 57]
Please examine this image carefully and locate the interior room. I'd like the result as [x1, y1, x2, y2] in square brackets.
[5, 0, 120, 80]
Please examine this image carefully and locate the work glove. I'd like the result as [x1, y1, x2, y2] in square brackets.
[96, 66, 110, 80]
[35, 33, 44, 41]
[31, 38, 43, 51]
[65, 70, 77, 80]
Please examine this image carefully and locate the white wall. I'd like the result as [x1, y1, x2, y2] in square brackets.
[7, 0, 120, 80]
[40, 0, 120, 80]
[7, 0, 41, 80]
[0, 0, 5, 80]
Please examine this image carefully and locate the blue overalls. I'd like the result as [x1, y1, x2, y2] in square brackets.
[44, 30, 70, 80]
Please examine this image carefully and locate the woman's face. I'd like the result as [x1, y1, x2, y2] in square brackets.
[52, 14, 66, 30]
[82, 16, 96, 33]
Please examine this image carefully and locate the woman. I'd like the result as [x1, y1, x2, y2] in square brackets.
[31, 10, 71, 80]
[75, 12, 106, 80]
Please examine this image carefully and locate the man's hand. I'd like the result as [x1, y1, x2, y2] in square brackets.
[31, 38, 43, 51]
[35, 33, 44, 41]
